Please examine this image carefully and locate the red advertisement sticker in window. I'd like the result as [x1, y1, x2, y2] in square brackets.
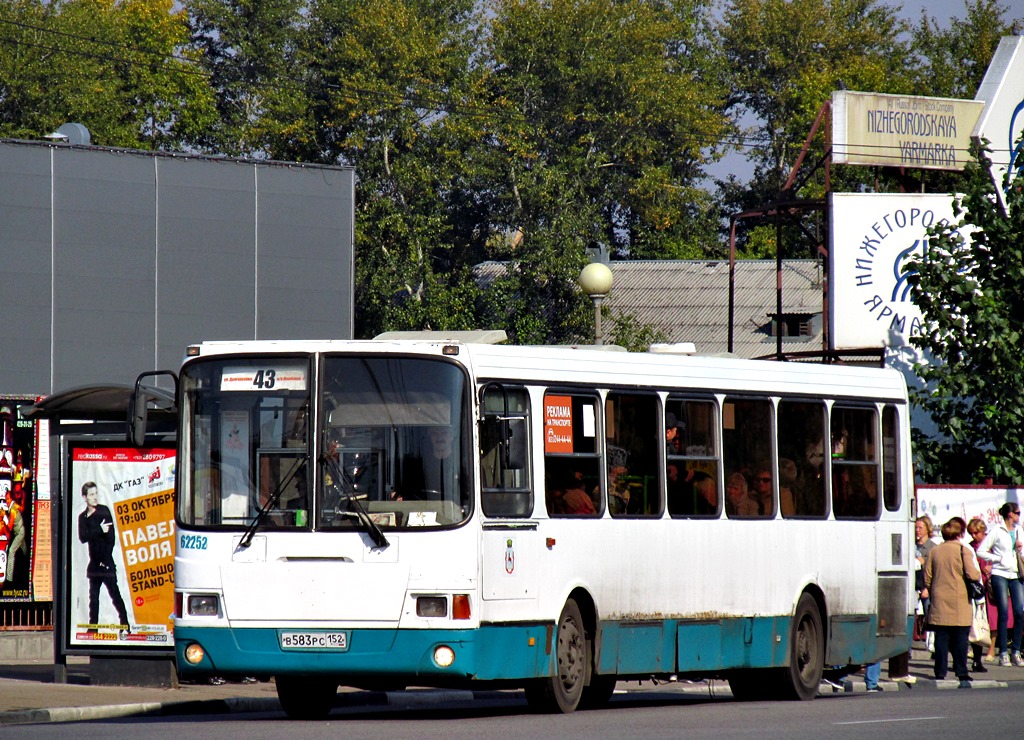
[544, 395, 574, 453]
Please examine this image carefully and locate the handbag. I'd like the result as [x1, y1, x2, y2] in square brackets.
[1016, 550, 1024, 583]
[969, 602, 991, 647]
[962, 548, 985, 601]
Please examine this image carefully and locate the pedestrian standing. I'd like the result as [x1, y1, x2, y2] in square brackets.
[976, 502, 1024, 667]
[925, 518, 981, 688]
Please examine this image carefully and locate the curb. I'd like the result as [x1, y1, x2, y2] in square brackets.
[0, 689, 508, 726]
[837, 678, 1008, 693]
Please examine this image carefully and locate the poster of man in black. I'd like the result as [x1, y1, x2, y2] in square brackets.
[78, 481, 129, 632]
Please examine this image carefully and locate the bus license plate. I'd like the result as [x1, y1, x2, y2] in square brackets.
[279, 631, 350, 650]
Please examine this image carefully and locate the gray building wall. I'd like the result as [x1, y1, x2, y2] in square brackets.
[0, 141, 354, 395]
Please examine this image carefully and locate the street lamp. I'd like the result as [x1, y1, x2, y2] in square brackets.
[579, 262, 613, 345]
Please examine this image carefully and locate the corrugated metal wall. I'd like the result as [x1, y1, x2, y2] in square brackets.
[0, 141, 355, 395]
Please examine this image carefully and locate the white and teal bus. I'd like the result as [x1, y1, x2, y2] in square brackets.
[171, 333, 914, 718]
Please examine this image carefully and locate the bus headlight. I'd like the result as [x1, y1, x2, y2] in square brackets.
[433, 645, 455, 668]
[187, 594, 220, 617]
[417, 596, 447, 618]
[183, 643, 206, 665]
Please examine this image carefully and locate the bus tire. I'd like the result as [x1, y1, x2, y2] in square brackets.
[524, 599, 588, 713]
[276, 676, 338, 720]
[781, 593, 824, 701]
[580, 674, 617, 709]
[728, 670, 773, 701]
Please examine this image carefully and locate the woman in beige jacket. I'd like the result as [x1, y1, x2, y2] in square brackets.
[925, 517, 982, 687]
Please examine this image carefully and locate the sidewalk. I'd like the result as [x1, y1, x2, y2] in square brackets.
[2, 646, 1021, 725]
[839, 646, 1021, 693]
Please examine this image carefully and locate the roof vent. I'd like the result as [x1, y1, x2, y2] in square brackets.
[44, 122, 91, 145]
[648, 342, 697, 355]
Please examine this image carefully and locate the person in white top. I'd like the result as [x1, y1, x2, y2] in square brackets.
[976, 502, 1024, 666]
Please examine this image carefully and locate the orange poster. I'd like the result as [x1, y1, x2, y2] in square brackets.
[544, 395, 574, 453]
[69, 447, 175, 649]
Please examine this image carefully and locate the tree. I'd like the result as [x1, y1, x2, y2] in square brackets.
[716, 0, 916, 257]
[472, 0, 731, 344]
[907, 140, 1024, 483]
[0, 0, 215, 148]
[296, 0, 485, 337]
[187, 0, 308, 156]
[907, 0, 1015, 100]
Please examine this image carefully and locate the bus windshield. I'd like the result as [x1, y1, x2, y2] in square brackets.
[319, 356, 470, 529]
[178, 354, 471, 531]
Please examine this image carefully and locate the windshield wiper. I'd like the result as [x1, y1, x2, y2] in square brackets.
[238, 455, 307, 549]
[321, 451, 390, 549]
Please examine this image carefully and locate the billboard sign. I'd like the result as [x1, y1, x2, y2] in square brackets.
[833, 90, 983, 170]
[829, 192, 973, 350]
[973, 35, 1024, 212]
[66, 445, 176, 651]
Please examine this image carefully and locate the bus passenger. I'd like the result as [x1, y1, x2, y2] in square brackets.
[752, 467, 773, 516]
[725, 472, 757, 517]
[691, 471, 716, 515]
[548, 471, 596, 516]
[665, 413, 683, 455]
[778, 458, 798, 516]
[608, 465, 631, 514]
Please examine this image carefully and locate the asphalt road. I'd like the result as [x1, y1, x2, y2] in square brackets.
[2, 678, 1018, 739]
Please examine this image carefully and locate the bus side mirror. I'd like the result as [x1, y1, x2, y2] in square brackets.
[127, 370, 178, 447]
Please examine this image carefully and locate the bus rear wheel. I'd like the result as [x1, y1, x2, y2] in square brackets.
[276, 676, 338, 720]
[524, 599, 588, 713]
[780, 593, 824, 700]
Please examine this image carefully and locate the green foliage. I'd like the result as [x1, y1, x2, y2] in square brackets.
[187, 0, 308, 156]
[907, 141, 1024, 483]
[0, 0, 216, 148]
[719, 0, 911, 193]
[608, 310, 669, 353]
[907, 0, 1013, 99]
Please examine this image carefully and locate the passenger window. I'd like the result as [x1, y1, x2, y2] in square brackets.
[777, 400, 827, 518]
[882, 405, 900, 512]
[832, 406, 879, 520]
[605, 392, 660, 517]
[479, 385, 532, 518]
[722, 397, 773, 519]
[666, 398, 720, 518]
[543, 393, 601, 517]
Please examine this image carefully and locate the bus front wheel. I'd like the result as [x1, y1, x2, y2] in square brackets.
[781, 593, 824, 700]
[276, 675, 338, 720]
[524, 599, 588, 713]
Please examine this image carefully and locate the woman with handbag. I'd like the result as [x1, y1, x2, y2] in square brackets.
[925, 517, 982, 687]
[968, 518, 997, 669]
[976, 503, 1024, 667]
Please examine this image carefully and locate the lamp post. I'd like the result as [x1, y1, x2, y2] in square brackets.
[579, 262, 613, 345]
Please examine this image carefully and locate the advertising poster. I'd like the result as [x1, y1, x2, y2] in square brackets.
[67, 446, 176, 649]
[0, 398, 39, 602]
[30, 417, 52, 601]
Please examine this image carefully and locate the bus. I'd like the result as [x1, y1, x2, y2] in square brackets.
[170, 332, 914, 717]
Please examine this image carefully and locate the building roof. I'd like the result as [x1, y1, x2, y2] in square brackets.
[604, 259, 826, 359]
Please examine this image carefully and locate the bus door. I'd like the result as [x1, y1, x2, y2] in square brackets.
[479, 385, 538, 601]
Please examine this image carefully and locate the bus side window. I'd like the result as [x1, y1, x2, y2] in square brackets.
[543, 393, 601, 518]
[882, 405, 900, 512]
[480, 386, 532, 518]
[832, 406, 879, 520]
[777, 400, 827, 518]
[666, 398, 720, 518]
[722, 397, 773, 519]
[606, 392, 660, 518]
